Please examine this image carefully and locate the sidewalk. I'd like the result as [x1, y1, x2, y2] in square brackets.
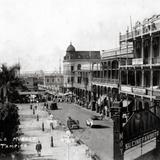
[14, 103, 92, 160]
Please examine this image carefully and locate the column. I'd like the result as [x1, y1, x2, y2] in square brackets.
[113, 114, 124, 160]
[119, 69, 121, 87]
[126, 70, 128, 85]
[133, 40, 136, 57]
[150, 69, 153, 96]
[134, 96, 137, 111]
[142, 70, 144, 87]
[111, 61, 113, 80]
[141, 38, 144, 59]
[135, 70, 137, 87]
[150, 36, 153, 64]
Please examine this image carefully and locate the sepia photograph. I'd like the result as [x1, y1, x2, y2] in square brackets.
[0, 0, 160, 160]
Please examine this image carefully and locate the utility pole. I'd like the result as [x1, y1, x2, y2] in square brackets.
[59, 57, 61, 74]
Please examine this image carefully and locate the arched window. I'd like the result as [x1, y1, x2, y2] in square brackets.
[144, 102, 149, 110]
[112, 60, 118, 69]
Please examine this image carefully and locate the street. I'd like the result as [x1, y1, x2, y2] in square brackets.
[50, 102, 113, 160]
[0, 103, 92, 160]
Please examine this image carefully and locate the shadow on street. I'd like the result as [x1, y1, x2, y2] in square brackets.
[91, 125, 110, 129]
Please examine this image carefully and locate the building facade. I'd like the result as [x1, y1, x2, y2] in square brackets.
[91, 46, 133, 114]
[63, 43, 100, 104]
[37, 72, 63, 94]
[119, 14, 160, 117]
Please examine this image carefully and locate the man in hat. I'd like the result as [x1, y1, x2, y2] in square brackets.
[35, 140, 42, 157]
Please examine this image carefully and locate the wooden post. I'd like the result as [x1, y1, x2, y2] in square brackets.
[113, 112, 124, 160]
[42, 122, 44, 131]
[51, 136, 54, 147]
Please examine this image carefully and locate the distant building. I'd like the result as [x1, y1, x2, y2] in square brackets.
[43, 73, 63, 93]
[21, 75, 39, 91]
[20, 71, 44, 91]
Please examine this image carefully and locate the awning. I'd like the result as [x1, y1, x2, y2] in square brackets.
[123, 100, 131, 107]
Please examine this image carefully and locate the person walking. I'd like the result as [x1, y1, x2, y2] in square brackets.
[35, 140, 42, 157]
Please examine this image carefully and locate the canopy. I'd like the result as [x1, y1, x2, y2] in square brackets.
[123, 100, 131, 107]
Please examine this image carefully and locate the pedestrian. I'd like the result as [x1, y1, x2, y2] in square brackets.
[50, 121, 54, 131]
[33, 108, 35, 115]
[36, 114, 39, 121]
[35, 140, 42, 157]
[50, 136, 54, 147]
[42, 122, 44, 131]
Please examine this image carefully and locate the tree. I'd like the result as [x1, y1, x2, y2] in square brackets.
[0, 64, 22, 151]
[0, 103, 20, 144]
[0, 64, 21, 103]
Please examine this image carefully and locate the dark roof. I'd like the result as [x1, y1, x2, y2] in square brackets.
[64, 51, 100, 60]
[75, 51, 100, 59]
[66, 43, 76, 52]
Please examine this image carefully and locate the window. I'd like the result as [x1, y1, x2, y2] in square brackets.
[71, 66, 74, 72]
[47, 79, 49, 83]
[77, 77, 82, 83]
[77, 64, 81, 70]
[52, 79, 54, 82]
[71, 77, 74, 83]
[68, 77, 70, 83]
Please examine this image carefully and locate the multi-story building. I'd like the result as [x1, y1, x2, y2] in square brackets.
[91, 46, 133, 113]
[119, 14, 160, 117]
[63, 43, 100, 104]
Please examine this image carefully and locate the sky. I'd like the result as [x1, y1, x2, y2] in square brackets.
[0, 0, 159, 72]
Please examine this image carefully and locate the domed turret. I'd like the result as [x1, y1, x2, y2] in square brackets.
[66, 42, 76, 52]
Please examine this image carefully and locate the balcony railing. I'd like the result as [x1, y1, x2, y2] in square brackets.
[132, 58, 143, 65]
[152, 57, 160, 64]
[92, 78, 119, 84]
[120, 85, 146, 95]
[143, 58, 150, 64]
[120, 59, 132, 66]
[127, 59, 132, 65]
[120, 20, 160, 41]
[120, 59, 126, 66]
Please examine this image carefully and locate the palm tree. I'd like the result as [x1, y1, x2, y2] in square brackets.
[0, 63, 21, 103]
[0, 63, 22, 150]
